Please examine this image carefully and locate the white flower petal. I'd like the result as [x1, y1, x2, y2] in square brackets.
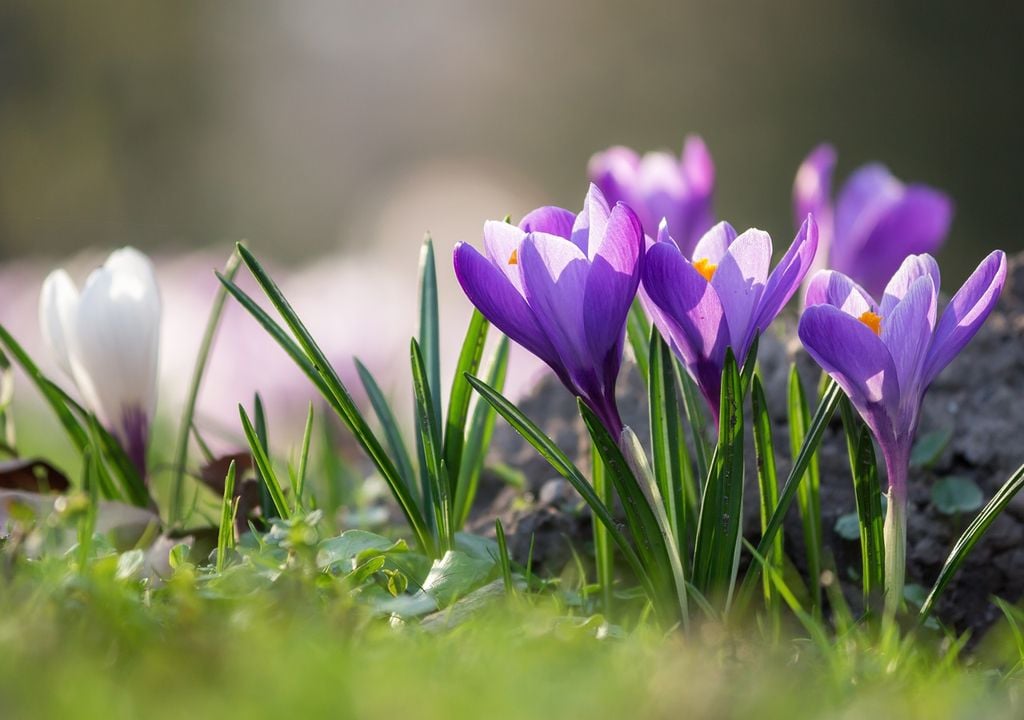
[38, 268, 80, 378]
[66, 247, 162, 434]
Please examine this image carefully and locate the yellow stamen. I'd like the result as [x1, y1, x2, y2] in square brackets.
[693, 258, 717, 282]
[507, 248, 518, 265]
[859, 311, 882, 335]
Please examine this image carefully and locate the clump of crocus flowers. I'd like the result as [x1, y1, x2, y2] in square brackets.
[799, 251, 1006, 613]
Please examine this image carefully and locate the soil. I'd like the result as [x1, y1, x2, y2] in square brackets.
[470, 253, 1024, 635]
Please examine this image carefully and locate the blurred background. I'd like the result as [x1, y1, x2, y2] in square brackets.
[0, 0, 1022, 443]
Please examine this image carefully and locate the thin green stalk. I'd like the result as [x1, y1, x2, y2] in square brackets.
[170, 248, 243, 526]
[216, 460, 237, 573]
[592, 445, 614, 618]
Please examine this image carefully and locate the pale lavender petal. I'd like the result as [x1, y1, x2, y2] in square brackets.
[854, 187, 954, 296]
[711, 228, 771, 353]
[571, 184, 611, 256]
[799, 304, 900, 442]
[681, 135, 714, 198]
[588, 146, 641, 213]
[880, 253, 941, 317]
[753, 216, 819, 339]
[804, 269, 877, 316]
[519, 232, 592, 379]
[923, 250, 1007, 385]
[453, 242, 559, 369]
[636, 152, 687, 224]
[519, 206, 576, 239]
[794, 146, 836, 283]
[482, 220, 527, 293]
[880, 275, 937, 422]
[794, 144, 836, 230]
[584, 204, 643, 365]
[691, 221, 737, 265]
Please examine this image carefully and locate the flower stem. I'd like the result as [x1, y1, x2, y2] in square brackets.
[883, 471, 908, 622]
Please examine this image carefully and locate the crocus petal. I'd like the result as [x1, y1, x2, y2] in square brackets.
[711, 228, 771, 354]
[753, 215, 819, 339]
[799, 304, 900, 442]
[923, 250, 1007, 386]
[634, 152, 691, 254]
[854, 187, 954, 296]
[482, 220, 528, 293]
[453, 241, 560, 370]
[832, 164, 903, 273]
[880, 254, 941, 318]
[880, 275, 937, 423]
[519, 232, 592, 383]
[584, 204, 643, 370]
[804, 270, 878, 316]
[642, 242, 728, 372]
[588, 146, 641, 216]
[67, 248, 161, 470]
[571, 184, 611, 256]
[794, 144, 836, 232]
[681, 135, 714, 198]
[691, 221, 737, 264]
[39, 268, 80, 377]
[519, 206, 576, 240]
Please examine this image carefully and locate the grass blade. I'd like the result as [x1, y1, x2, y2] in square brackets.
[751, 373, 782, 631]
[649, 331, 696, 565]
[676, 361, 710, 482]
[412, 338, 451, 552]
[443, 309, 489, 493]
[788, 365, 823, 617]
[169, 248, 242, 526]
[919, 461, 1024, 622]
[0, 324, 89, 452]
[355, 358, 419, 498]
[453, 337, 509, 527]
[840, 399, 885, 612]
[736, 379, 842, 609]
[418, 235, 443, 425]
[591, 445, 613, 617]
[626, 299, 651, 383]
[692, 350, 745, 606]
[495, 518, 515, 597]
[252, 393, 277, 522]
[580, 403, 677, 623]
[239, 404, 290, 521]
[216, 460, 237, 572]
[295, 402, 314, 511]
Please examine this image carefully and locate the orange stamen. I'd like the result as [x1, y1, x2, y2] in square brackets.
[693, 258, 717, 282]
[507, 248, 518, 265]
[859, 311, 882, 335]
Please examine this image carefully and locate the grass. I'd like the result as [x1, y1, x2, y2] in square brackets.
[0, 560, 1020, 720]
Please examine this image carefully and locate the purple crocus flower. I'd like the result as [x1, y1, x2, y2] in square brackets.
[799, 250, 1006, 611]
[589, 135, 715, 256]
[642, 216, 819, 421]
[453, 185, 643, 435]
[794, 144, 954, 297]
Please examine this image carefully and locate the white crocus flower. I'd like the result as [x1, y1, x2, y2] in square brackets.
[39, 247, 161, 475]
